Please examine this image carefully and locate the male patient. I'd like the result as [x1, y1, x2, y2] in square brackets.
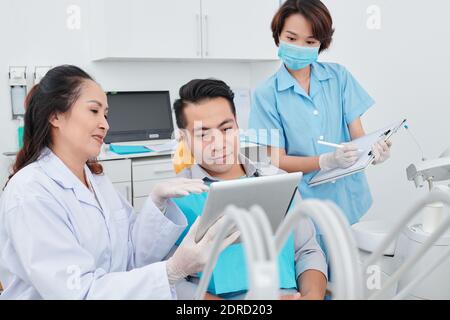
[171, 79, 327, 300]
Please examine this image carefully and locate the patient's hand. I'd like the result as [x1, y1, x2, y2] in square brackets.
[204, 293, 224, 300]
[280, 293, 302, 300]
[280, 292, 325, 300]
[297, 293, 325, 300]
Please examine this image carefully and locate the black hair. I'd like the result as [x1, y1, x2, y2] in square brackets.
[5, 65, 103, 188]
[173, 79, 236, 129]
[271, 0, 334, 53]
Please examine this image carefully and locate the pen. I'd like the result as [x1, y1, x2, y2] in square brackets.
[317, 140, 364, 153]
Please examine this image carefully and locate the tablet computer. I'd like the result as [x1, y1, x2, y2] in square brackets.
[195, 172, 303, 243]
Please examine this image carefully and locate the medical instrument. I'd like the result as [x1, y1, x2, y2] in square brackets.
[403, 124, 426, 161]
[407, 148, 450, 190]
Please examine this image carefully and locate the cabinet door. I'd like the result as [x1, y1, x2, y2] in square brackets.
[201, 0, 279, 60]
[99, 159, 132, 183]
[92, 0, 202, 60]
[113, 181, 133, 203]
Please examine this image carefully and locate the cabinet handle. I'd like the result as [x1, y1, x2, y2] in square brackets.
[196, 14, 201, 57]
[154, 169, 175, 175]
[125, 185, 131, 202]
[203, 14, 209, 57]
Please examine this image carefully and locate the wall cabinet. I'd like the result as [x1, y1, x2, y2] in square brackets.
[89, 0, 279, 61]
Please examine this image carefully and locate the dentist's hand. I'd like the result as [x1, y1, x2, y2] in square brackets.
[319, 144, 361, 171]
[371, 140, 392, 165]
[166, 216, 240, 285]
[150, 178, 209, 213]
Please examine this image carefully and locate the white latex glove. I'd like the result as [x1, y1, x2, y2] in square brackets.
[150, 178, 209, 213]
[319, 144, 361, 171]
[166, 216, 240, 285]
[371, 140, 392, 165]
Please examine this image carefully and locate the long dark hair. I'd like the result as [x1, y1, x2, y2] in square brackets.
[5, 65, 103, 188]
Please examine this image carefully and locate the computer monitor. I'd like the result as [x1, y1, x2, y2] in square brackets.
[104, 91, 174, 143]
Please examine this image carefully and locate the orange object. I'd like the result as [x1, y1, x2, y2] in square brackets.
[173, 141, 195, 174]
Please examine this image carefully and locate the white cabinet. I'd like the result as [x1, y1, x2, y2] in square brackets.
[89, 0, 279, 61]
[201, 0, 279, 60]
[99, 159, 132, 203]
[132, 158, 176, 212]
[90, 0, 202, 60]
[99, 156, 176, 212]
[112, 181, 133, 203]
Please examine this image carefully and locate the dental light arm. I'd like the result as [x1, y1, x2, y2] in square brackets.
[194, 205, 280, 300]
[275, 200, 364, 300]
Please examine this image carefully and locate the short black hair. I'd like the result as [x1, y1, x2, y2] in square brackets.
[173, 79, 236, 129]
[271, 0, 334, 53]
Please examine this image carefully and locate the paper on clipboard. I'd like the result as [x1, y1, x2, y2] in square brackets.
[308, 118, 407, 187]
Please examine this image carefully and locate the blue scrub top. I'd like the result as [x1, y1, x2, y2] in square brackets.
[249, 62, 375, 225]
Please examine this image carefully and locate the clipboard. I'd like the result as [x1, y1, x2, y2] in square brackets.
[308, 118, 407, 187]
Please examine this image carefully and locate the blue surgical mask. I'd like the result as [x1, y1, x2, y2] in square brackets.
[278, 41, 319, 71]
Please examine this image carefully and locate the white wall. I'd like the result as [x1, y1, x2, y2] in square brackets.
[0, 0, 254, 190]
[322, 0, 450, 222]
[253, 0, 450, 223]
[2, 0, 450, 225]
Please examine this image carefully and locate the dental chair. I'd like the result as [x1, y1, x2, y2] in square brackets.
[194, 187, 450, 300]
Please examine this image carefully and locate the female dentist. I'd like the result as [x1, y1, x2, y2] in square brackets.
[0, 65, 238, 299]
[249, 0, 392, 238]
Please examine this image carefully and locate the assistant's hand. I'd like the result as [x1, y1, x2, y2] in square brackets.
[319, 144, 361, 171]
[371, 140, 392, 165]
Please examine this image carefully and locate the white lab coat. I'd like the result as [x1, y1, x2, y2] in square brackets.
[0, 148, 187, 299]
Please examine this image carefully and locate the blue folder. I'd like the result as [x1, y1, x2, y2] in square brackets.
[109, 144, 154, 155]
